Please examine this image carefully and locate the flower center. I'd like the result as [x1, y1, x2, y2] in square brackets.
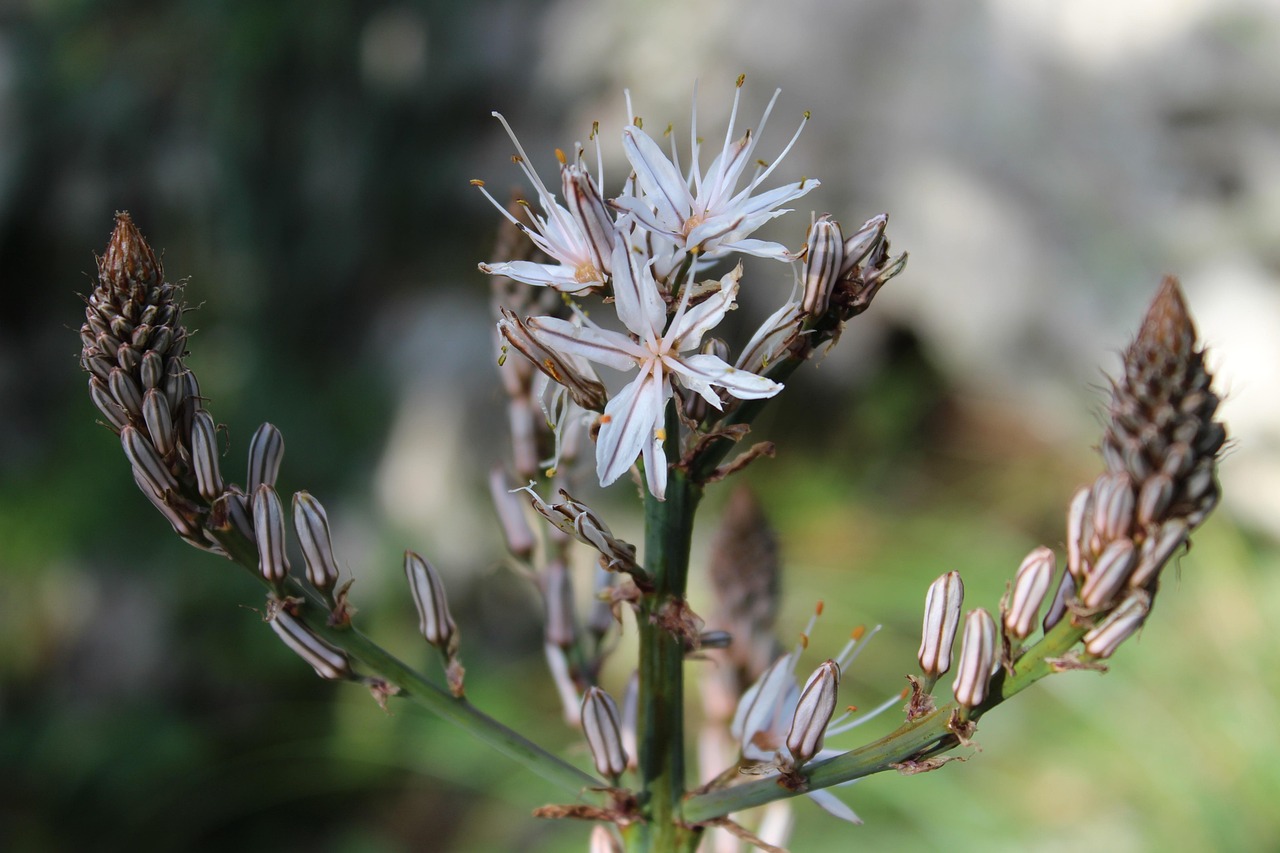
[574, 261, 601, 284]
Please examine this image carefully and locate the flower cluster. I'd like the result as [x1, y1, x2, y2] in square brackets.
[477, 77, 903, 498]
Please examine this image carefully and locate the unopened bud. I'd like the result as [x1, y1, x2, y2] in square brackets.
[801, 215, 844, 316]
[543, 559, 575, 648]
[269, 608, 351, 680]
[1004, 546, 1055, 640]
[404, 550, 457, 649]
[581, 686, 628, 779]
[1079, 538, 1137, 610]
[247, 423, 284, 492]
[292, 491, 340, 591]
[190, 410, 224, 501]
[140, 388, 176, 457]
[253, 484, 289, 586]
[918, 571, 964, 677]
[1083, 590, 1151, 658]
[89, 376, 129, 432]
[1066, 486, 1092, 581]
[121, 425, 179, 499]
[1042, 567, 1076, 633]
[1092, 473, 1135, 546]
[953, 608, 997, 709]
[1129, 519, 1188, 589]
[838, 213, 888, 276]
[786, 659, 840, 767]
[488, 466, 535, 559]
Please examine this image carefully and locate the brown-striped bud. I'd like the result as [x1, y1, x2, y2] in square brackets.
[581, 686, 628, 780]
[918, 571, 964, 677]
[501, 309, 608, 412]
[269, 608, 351, 680]
[1129, 519, 1189, 590]
[1004, 547, 1055, 640]
[1066, 486, 1092, 581]
[953, 608, 997, 709]
[1083, 590, 1151, 658]
[141, 387, 176, 457]
[247, 423, 284, 493]
[121, 425, 179, 499]
[404, 550, 457, 650]
[801, 215, 844, 316]
[89, 376, 129, 432]
[292, 491, 340, 591]
[838, 213, 888, 277]
[786, 659, 840, 767]
[253, 484, 289, 586]
[1079, 539, 1137, 610]
[1042, 567, 1076, 633]
[190, 410, 224, 501]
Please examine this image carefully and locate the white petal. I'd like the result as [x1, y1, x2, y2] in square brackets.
[806, 789, 863, 825]
[670, 267, 741, 349]
[480, 260, 600, 292]
[677, 354, 783, 401]
[610, 239, 665, 341]
[596, 365, 664, 487]
[621, 126, 690, 233]
[526, 316, 646, 373]
[714, 237, 794, 262]
[642, 425, 667, 500]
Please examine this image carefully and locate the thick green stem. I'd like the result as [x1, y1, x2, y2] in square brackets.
[629, 409, 702, 852]
[682, 611, 1090, 822]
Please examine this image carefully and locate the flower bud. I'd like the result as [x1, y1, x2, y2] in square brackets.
[838, 214, 888, 277]
[269, 608, 351, 680]
[1079, 538, 1137, 610]
[141, 388, 176, 457]
[404, 550, 457, 649]
[121, 425, 179, 499]
[292, 491, 340, 591]
[247, 422, 284, 493]
[253, 484, 289, 586]
[543, 559, 575, 648]
[1083, 590, 1151, 658]
[786, 659, 840, 767]
[918, 571, 963, 677]
[952, 608, 997, 709]
[1042, 566, 1076, 633]
[581, 686, 628, 779]
[89, 376, 130, 432]
[801, 215, 844, 316]
[488, 466, 535, 559]
[1066, 486, 1092, 581]
[190, 410, 224, 501]
[1128, 519, 1188, 589]
[1004, 546, 1055, 640]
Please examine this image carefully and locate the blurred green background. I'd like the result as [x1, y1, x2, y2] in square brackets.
[2, 1, 1278, 851]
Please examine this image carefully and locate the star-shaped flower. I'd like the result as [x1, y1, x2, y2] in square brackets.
[524, 239, 782, 499]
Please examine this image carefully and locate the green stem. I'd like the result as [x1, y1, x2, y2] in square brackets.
[213, 525, 606, 801]
[629, 407, 702, 852]
[682, 611, 1090, 823]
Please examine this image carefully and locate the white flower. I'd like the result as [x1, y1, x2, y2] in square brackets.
[731, 610, 900, 825]
[476, 114, 618, 293]
[524, 240, 782, 499]
[612, 80, 819, 263]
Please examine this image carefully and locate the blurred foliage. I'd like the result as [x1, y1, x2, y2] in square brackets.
[2, 2, 1277, 853]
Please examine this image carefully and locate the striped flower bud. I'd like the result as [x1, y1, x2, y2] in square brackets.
[1079, 538, 1136, 611]
[121, 425, 179, 499]
[488, 466, 535, 560]
[292, 491, 340, 591]
[1083, 590, 1151, 659]
[1129, 519, 1189, 590]
[801, 215, 844, 316]
[1065, 486, 1092, 581]
[1004, 546, 1055, 640]
[952, 608, 997, 709]
[500, 309, 608, 412]
[269, 608, 351, 680]
[253, 484, 289, 586]
[543, 559, 575, 649]
[141, 387, 176, 457]
[190, 410, 224, 501]
[581, 686, 628, 780]
[404, 550, 457, 650]
[838, 213, 888, 277]
[918, 571, 964, 677]
[247, 423, 284, 493]
[1042, 567, 1076, 633]
[786, 659, 840, 767]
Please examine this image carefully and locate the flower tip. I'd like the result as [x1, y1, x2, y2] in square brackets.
[1138, 275, 1195, 356]
[470, 178, 484, 187]
[102, 211, 162, 287]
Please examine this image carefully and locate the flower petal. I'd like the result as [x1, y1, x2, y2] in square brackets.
[676, 354, 783, 401]
[526, 316, 647, 373]
[621, 126, 690, 233]
[610, 238, 665, 341]
[806, 789, 863, 825]
[480, 260, 601, 292]
[596, 364, 665, 487]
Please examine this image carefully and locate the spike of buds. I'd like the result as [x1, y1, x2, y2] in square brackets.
[292, 491, 340, 591]
[581, 686, 628, 780]
[269, 608, 351, 680]
[253, 484, 289, 586]
[1004, 546, 1056, 640]
[918, 571, 964, 678]
[404, 550, 457, 651]
[952, 608, 997, 709]
[247, 423, 284, 493]
[786, 659, 841, 768]
[1083, 590, 1152, 658]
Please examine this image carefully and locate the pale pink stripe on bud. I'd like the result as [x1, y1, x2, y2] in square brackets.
[253, 484, 289, 586]
[1004, 546, 1055, 640]
[1079, 538, 1137, 610]
[1042, 567, 1076, 633]
[918, 571, 964, 677]
[1066, 486, 1092, 581]
[786, 659, 840, 767]
[404, 550, 457, 649]
[801, 215, 844, 316]
[1083, 590, 1151, 658]
[247, 423, 284, 492]
[292, 491, 339, 591]
[488, 466, 535, 559]
[190, 410, 224, 501]
[581, 686, 628, 779]
[269, 609, 351, 680]
[953, 608, 997, 709]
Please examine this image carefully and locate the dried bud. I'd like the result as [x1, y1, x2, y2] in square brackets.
[501, 310, 608, 411]
[404, 550, 457, 650]
[581, 686, 628, 779]
[838, 213, 888, 277]
[292, 491, 340, 591]
[1004, 547, 1055, 640]
[522, 486, 639, 573]
[952, 608, 997, 709]
[1083, 590, 1151, 658]
[918, 571, 964, 678]
[247, 423, 284, 492]
[801, 215, 844, 316]
[269, 608, 351, 680]
[253, 484, 289, 586]
[786, 659, 840, 767]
